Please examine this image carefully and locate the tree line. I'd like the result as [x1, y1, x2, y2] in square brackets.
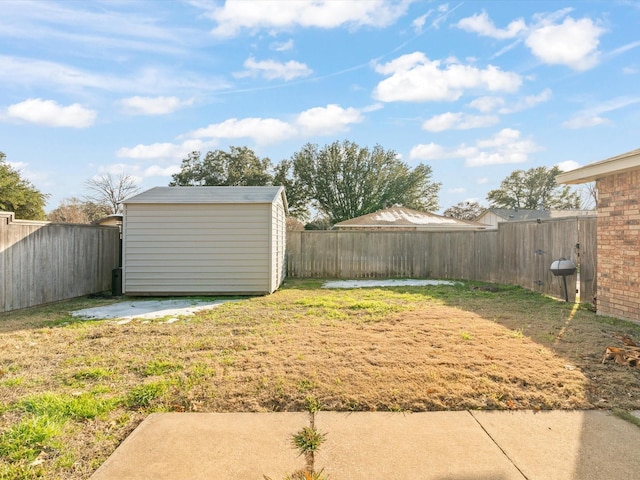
[0, 142, 585, 225]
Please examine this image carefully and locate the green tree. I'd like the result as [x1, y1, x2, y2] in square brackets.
[290, 141, 441, 224]
[487, 166, 581, 210]
[304, 216, 333, 230]
[273, 159, 311, 221]
[85, 173, 140, 215]
[0, 152, 48, 220]
[47, 197, 110, 223]
[443, 201, 485, 221]
[170, 147, 272, 187]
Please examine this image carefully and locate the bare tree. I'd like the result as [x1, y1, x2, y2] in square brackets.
[579, 182, 598, 210]
[47, 197, 109, 223]
[85, 173, 140, 215]
[443, 201, 485, 221]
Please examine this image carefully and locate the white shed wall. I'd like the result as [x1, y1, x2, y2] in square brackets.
[123, 203, 273, 295]
[270, 195, 287, 291]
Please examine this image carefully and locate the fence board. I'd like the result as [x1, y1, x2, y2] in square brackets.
[1, 213, 597, 312]
[1, 215, 120, 313]
[578, 218, 597, 304]
[287, 217, 597, 303]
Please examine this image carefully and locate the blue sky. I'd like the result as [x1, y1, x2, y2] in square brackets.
[1, 0, 639, 214]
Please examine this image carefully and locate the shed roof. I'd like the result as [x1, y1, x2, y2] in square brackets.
[124, 186, 287, 208]
[334, 206, 487, 230]
[556, 147, 640, 184]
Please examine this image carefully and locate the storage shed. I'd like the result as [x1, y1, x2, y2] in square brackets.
[122, 186, 287, 296]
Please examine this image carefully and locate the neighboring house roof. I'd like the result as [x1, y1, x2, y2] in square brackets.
[478, 208, 593, 222]
[556, 147, 640, 184]
[123, 186, 288, 210]
[334, 206, 488, 230]
[92, 214, 123, 226]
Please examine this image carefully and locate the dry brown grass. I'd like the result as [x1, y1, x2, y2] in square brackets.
[2, 279, 640, 479]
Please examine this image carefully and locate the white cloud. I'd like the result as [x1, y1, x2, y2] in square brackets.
[186, 117, 298, 145]
[467, 96, 505, 113]
[120, 96, 193, 115]
[422, 112, 499, 132]
[607, 40, 640, 58]
[234, 56, 312, 81]
[373, 52, 521, 102]
[409, 142, 446, 160]
[562, 95, 640, 129]
[456, 9, 605, 71]
[0, 55, 229, 94]
[467, 90, 551, 115]
[456, 11, 526, 39]
[1, 1, 190, 56]
[271, 39, 294, 51]
[412, 12, 430, 34]
[556, 160, 581, 172]
[499, 88, 552, 114]
[362, 103, 384, 113]
[205, 0, 413, 37]
[464, 129, 542, 166]
[409, 128, 542, 166]
[127, 105, 366, 159]
[0, 54, 105, 89]
[477, 177, 489, 184]
[490, 40, 522, 59]
[6, 98, 96, 127]
[95, 162, 180, 181]
[526, 16, 604, 70]
[116, 139, 215, 160]
[296, 104, 363, 135]
[411, 4, 453, 34]
[476, 127, 521, 148]
[562, 116, 610, 129]
[7, 161, 28, 171]
[182, 104, 364, 143]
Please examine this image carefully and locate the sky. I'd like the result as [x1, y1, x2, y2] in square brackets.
[1, 0, 639, 215]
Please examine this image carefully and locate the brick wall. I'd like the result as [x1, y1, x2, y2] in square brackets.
[596, 170, 640, 322]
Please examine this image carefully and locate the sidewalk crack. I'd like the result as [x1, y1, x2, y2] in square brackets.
[468, 411, 530, 480]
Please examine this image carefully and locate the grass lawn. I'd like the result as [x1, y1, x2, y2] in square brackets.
[2, 279, 640, 479]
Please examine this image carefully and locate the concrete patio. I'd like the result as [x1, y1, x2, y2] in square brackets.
[90, 410, 640, 480]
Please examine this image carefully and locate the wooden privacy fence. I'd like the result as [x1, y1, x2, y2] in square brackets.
[287, 216, 597, 303]
[1, 212, 120, 313]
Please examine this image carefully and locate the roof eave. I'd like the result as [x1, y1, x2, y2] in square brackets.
[556, 149, 640, 184]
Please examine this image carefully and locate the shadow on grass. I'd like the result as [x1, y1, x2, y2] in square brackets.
[319, 277, 640, 412]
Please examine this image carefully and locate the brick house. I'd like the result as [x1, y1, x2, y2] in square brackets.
[557, 148, 640, 323]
